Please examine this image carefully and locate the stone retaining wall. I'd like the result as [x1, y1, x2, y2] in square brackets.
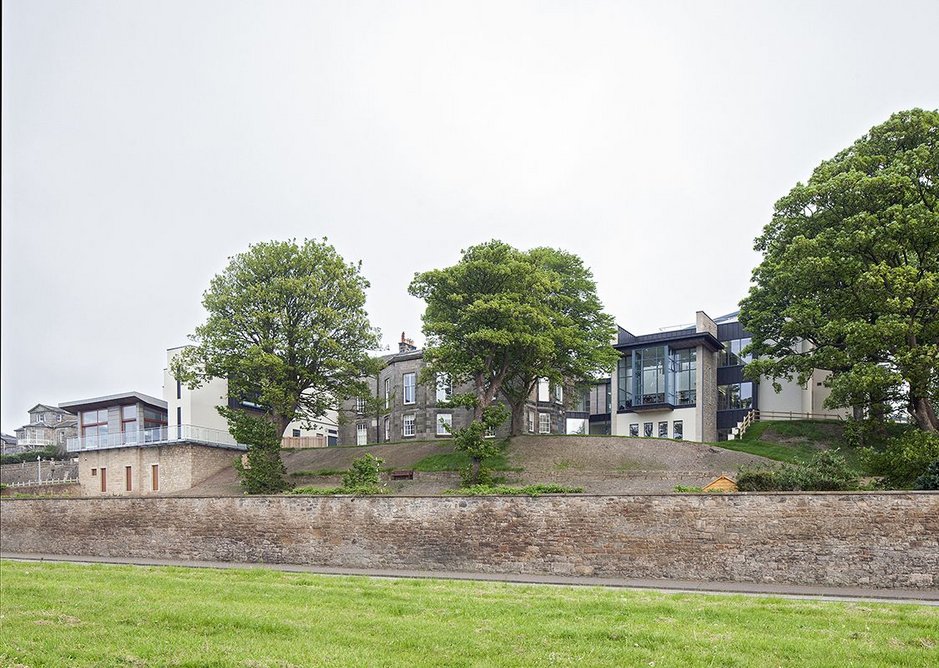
[1, 460, 78, 485]
[1, 493, 936, 589]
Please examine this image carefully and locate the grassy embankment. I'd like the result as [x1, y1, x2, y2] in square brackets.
[1, 561, 936, 667]
[714, 420, 868, 470]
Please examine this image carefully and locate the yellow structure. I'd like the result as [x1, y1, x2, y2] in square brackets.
[703, 475, 738, 492]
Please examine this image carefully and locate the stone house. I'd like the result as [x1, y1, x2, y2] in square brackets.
[12, 404, 78, 455]
[338, 333, 568, 446]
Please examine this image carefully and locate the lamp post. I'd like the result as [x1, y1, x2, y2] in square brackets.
[37, 455, 41, 484]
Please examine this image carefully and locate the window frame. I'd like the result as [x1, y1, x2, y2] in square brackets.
[436, 413, 452, 436]
[402, 414, 416, 438]
[403, 373, 416, 405]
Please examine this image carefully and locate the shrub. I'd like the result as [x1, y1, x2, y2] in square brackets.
[445, 484, 583, 496]
[736, 467, 781, 492]
[737, 451, 859, 492]
[289, 454, 388, 495]
[0, 447, 64, 465]
[863, 430, 939, 488]
[913, 461, 939, 490]
[342, 453, 384, 490]
[672, 485, 703, 493]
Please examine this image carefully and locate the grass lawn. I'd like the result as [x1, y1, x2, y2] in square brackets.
[412, 449, 521, 473]
[714, 420, 867, 470]
[1, 561, 936, 667]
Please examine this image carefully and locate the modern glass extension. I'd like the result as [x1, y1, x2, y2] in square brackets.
[617, 345, 696, 411]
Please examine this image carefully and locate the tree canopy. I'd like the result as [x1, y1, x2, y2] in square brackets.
[739, 109, 939, 431]
[408, 240, 617, 477]
[175, 239, 379, 491]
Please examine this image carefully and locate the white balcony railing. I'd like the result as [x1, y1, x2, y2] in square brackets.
[66, 424, 247, 452]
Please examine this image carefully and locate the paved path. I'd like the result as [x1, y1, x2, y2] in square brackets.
[3, 552, 937, 606]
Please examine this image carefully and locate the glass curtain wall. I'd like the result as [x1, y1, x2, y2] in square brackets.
[618, 346, 696, 409]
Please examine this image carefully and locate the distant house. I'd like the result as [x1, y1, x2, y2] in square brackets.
[11, 404, 78, 455]
[0, 433, 19, 456]
[339, 333, 568, 446]
[61, 391, 245, 496]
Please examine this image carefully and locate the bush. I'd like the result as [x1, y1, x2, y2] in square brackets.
[672, 485, 703, 493]
[289, 454, 388, 496]
[913, 461, 939, 490]
[736, 467, 781, 492]
[863, 430, 939, 488]
[342, 454, 383, 490]
[445, 484, 583, 496]
[0, 447, 64, 465]
[737, 451, 859, 492]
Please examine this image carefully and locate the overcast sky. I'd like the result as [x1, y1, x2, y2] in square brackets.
[2, 0, 937, 432]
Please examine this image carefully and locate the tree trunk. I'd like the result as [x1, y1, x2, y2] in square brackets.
[911, 396, 939, 432]
[470, 456, 481, 484]
[510, 398, 527, 436]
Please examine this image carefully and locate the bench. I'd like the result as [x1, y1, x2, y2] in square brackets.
[389, 469, 414, 481]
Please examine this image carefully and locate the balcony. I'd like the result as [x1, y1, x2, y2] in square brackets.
[67, 424, 247, 452]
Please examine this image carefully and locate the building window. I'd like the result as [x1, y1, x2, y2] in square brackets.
[125, 466, 133, 492]
[176, 379, 182, 400]
[527, 410, 535, 433]
[554, 384, 564, 403]
[629, 423, 639, 437]
[35, 413, 45, 424]
[144, 407, 168, 442]
[100, 467, 107, 493]
[538, 413, 551, 434]
[384, 378, 391, 409]
[484, 426, 496, 438]
[537, 378, 551, 402]
[356, 422, 368, 446]
[403, 414, 415, 438]
[122, 405, 138, 443]
[718, 382, 754, 410]
[719, 338, 752, 368]
[435, 373, 452, 403]
[436, 413, 452, 436]
[355, 396, 366, 413]
[403, 373, 416, 404]
[81, 409, 109, 447]
[151, 464, 159, 492]
[658, 421, 668, 438]
[673, 348, 697, 405]
[643, 422, 653, 437]
[56, 413, 62, 423]
[673, 420, 683, 440]
[292, 429, 301, 437]
[383, 416, 390, 442]
[91, 467, 97, 477]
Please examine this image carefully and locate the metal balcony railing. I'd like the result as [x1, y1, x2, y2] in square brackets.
[66, 424, 247, 452]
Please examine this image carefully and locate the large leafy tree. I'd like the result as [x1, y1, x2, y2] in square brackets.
[408, 240, 617, 479]
[498, 247, 619, 435]
[740, 109, 939, 431]
[175, 239, 379, 491]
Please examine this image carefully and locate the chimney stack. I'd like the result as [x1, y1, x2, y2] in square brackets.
[399, 332, 417, 353]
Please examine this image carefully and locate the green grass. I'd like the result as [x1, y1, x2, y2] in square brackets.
[1, 561, 936, 667]
[444, 484, 584, 496]
[715, 420, 867, 470]
[412, 449, 522, 473]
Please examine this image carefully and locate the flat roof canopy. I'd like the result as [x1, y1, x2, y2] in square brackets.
[60, 391, 167, 414]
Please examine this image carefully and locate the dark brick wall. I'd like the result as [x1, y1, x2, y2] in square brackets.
[1, 493, 936, 589]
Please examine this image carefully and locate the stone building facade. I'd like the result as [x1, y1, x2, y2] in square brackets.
[338, 335, 568, 446]
[74, 442, 241, 496]
[11, 404, 78, 455]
